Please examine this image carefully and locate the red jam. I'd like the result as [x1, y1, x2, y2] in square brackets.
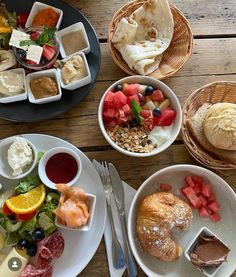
[45, 153, 78, 183]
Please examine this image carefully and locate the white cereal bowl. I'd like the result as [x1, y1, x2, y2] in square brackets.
[0, 136, 37, 180]
[127, 164, 236, 277]
[57, 52, 91, 90]
[26, 68, 62, 104]
[55, 193, 96, 231]
[25, 1, 63, 30]
[98, 76, 182, 157]
[57, 22, 90, 58]
[0, 68, 27, 104]
[38, 147, 82, 189]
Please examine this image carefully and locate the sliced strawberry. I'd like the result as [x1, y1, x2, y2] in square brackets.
[30, 31, 41, 41]
[208, 201, 220, 213]
[17, 12, 29, 28]
[123, 84, 140, 96]
[210, 213, 221, 222]
[160, 183, 172, 192]
[26, 60, 37, 65]
[113, 91, 128, 108]
[3, 203, 15, 216]
[140, 109, 152, 118]
[199, 195, 208, 206]
[122, 104, 131, 115]
[154, 108, 177, 127]
[199, 206, 210, 218]
[201, 183, 212, 198]
[192, 176, 203, 186]
[104, 91, 115, 109]
[151, 90, 164, 102]
[42, 45, 57, 61]
[185, 176, 195, 187]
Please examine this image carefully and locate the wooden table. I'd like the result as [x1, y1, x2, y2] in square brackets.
[1, 0, 236, 276]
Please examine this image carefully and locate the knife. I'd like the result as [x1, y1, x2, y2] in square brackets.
[108, 163, 137, 277]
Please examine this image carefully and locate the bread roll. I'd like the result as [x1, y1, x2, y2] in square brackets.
[203, 103, 236, 151]
[136, 192, 193, 261]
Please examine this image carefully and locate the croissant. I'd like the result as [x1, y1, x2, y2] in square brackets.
[136, 192, 193, 261]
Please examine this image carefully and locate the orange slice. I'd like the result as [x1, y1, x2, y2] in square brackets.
[6, 185, 46, 214]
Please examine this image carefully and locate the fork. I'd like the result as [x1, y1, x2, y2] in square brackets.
[93, 160, 125, 269]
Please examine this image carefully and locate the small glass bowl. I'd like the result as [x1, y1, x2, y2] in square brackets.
[13, 26, 60, 71]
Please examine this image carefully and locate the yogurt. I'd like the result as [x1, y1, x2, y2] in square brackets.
[148, 124, 173, 147]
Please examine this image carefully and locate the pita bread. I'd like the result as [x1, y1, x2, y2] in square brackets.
[112, 0, 174, 75]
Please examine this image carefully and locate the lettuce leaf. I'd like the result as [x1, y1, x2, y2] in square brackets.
[15, 175, 41, 194]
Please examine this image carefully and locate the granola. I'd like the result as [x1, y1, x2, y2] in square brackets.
[107, 125, 155, 153]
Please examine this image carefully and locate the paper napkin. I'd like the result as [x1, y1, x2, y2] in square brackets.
[104, 182, 136, 277]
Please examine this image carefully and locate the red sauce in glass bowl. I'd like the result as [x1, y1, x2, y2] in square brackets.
[45, 153, 78, 183]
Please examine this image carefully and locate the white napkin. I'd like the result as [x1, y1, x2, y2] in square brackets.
[104, 181, 136, 277]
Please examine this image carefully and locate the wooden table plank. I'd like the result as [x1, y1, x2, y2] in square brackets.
[65, 0, 236, 39]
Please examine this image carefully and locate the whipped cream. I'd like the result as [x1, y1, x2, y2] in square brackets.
[7, 137, 33, 176]
[148, 124, 173, 147]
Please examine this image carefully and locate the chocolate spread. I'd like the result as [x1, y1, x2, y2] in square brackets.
[190, 235, 230, 268]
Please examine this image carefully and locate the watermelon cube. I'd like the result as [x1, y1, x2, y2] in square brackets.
[103, 108, 116, 123]
[151, 90, 164, 102]
[107, 120, 117, 128]
[210, 213, 221, 222]
[122, 104, 131, 115]
[201, 183, 212, 198]
[208, 201, 220, 213]
[127, 95, 140, 106]
[140, 109, 152, 118]
[192, 176, 203, 185]
[160, 183, 172, 192]
[123, 84, 140, 96]
[199, 207, 210, 218]
[118, 109, 125, 118]
[104, 91, 115, 109]
[113, 91, 128, 108]
[208, 192, 216, 203]
[193, 183, 201, 196]
[181, 186, 195, 198]
[199, 195, 208, 206]
[185, 176, 195, 187]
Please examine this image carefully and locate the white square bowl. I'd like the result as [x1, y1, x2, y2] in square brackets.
[25, 1, 63, 30]
[185, 227, 230, 277]
[55, 193, 96, 231]
[57, 22, 90, 58]
[26, 68, 62, 104]
[0, 68, 27, 104]
[57, 52, 91, 90]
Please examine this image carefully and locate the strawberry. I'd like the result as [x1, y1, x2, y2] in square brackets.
[154, 108, 177, 127]
[42, 45, 57, 61]
[30, 31, 41, 41]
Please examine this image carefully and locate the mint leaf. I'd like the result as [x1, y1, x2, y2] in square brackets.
[38, 27, 56, 46]
[19, 40, 37, 47]
[131, 99, 144, 124]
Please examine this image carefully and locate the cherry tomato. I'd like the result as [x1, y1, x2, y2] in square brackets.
[16, 211, 36, 222]
[2, 203, 15, 216]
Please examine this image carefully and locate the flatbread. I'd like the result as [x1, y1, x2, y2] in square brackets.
[112, 0, 174, 75]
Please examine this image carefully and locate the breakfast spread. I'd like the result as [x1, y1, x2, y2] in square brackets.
[103, 82, 176, 152]
[29, 76, 58, 99]
[61, 29, 88, 56]
[32, 8, 59, 28]
[7, 137, 33, 176]
[60, 55, 88, 85]
[189, 235, 230, 269]
[54, 184, 90, 228]
[0, 70, 24, 97]
[136, 192, 193, 261]
[112, 0, 174, 75]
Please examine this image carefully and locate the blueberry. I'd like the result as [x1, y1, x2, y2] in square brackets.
[130, 118, 139, 127]
[114, 84, 123, 92]
[17, 239, 29, 250]
[27, 244, 37, 257]
[145, 86, 154, 96]
[32, 228, 44, 241]
[153, 107, 162, 117]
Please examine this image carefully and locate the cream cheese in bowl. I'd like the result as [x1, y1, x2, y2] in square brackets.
[148, 124, 173, 148]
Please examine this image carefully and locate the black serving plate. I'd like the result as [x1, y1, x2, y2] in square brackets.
[0, 0, 101, 122]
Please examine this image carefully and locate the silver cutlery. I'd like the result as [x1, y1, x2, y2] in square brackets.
[108, 163, 137, 277]
[93, 159, 125, 269]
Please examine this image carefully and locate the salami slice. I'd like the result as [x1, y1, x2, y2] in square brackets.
[20, 261, 52, 277]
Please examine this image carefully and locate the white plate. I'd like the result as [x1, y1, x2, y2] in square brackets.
[128, 164, 236, 277]
[0, 134, 106, 277]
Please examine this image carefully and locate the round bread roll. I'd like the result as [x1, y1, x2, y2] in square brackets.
[203, 103, 236, 151]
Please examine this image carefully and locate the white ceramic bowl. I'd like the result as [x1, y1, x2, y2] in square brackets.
[0, 136, 37, 179]
[0, 68, 27, 104]
[25, 1, 63, 30]
[127, 164, 236, 277]
[98, 76, 182, 157]
[26, 68, 62, 104]
[57, 52, 91, 90]
[57, 22, 90, 58]
[185, 227, 230, 277]
[55, 193, 96, 231]
[38, 147, 82, 189]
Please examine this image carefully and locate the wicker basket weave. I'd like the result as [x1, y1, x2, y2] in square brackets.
[108, 0, 193, 80]
[182, 81, 236, 170]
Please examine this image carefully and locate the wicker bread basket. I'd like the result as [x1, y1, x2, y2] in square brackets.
[108, 0, 193, 80]
[182, 81, 236, 170]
